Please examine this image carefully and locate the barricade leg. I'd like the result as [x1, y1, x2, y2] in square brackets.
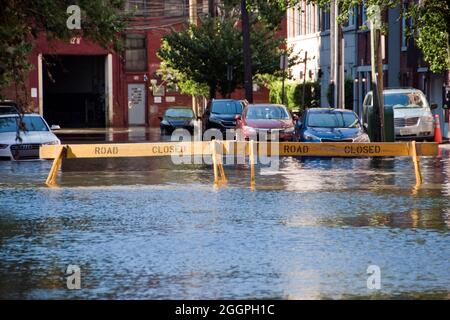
[211, 141, 219, 185]
[249, 140, 256, 188]
[410, 141, 422, 186]
[45, 146, 66, 187]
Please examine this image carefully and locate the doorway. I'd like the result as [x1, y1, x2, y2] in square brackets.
[43, 55, 106, 128]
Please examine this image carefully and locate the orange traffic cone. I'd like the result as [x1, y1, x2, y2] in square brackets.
[434, 114, 443, 144]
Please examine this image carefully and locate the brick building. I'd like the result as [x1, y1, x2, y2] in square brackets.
[3, 0, 270, 129]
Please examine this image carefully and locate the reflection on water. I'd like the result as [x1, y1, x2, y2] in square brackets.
[0, 150, 449, 299]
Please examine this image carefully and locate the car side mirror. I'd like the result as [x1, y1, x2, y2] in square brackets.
[50, 125, 61, 130]
[430, 103, 438, 110]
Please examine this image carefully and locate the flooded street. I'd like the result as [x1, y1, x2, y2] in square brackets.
[0, 150, 449, 299]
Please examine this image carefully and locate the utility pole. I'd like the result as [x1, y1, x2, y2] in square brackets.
[189, 0, 197, 25]
[369, 5, 385, 142]
[241, 0, 253, 103]
[330, 1, 336, 107]
[189, 0, 200, 118]
[334, 1, 341, 108]
[302, 51, 308, 108]
[280, 54, 287, 105]
[330, 0, 343, 108]
[339, 30, 345, 109]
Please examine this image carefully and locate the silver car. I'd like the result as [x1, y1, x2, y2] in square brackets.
[363, 88, 436, 140]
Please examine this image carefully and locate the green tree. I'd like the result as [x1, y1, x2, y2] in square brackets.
[157, 18, 289, 99]
[0, 0, 126, 105]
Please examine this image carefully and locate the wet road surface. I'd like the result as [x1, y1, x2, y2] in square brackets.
[0, 150, 449, 299]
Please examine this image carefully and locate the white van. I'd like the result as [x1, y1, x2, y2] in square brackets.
[362, 88, 436, 140]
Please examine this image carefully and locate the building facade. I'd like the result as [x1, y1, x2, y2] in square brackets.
[286, 1, 358, 109]
[287, 0, 449, 138]
[3, 0, 269, 129]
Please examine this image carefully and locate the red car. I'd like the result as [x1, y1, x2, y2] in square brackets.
[235, 104, 297, 141]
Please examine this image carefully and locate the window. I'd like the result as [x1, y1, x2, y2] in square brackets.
[0, 116, 49, 133]
[125, 0, 187, 17]
[295, 5, 304, 36]
[401, 3, 409, 50]
[124, 0, 149, 16]
[246, 106, 290, 120]
[164, 0, 186, 17]
[125, 34, 147, 72]
[320, 7, 330, 31]
[361, 1, 367, 27]
[306, 3, 313, 34]
[211, 101, 243, 114]
[307, 112, 360, 128]
[165, 108, 194, 118]
[344, 6, 357, 27]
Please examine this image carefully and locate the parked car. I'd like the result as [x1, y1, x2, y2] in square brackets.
[236, 104, 297, 141]
[362, 88, 436, 141]
[0, 101, 20, 115]
[297, 108, 370, 143]
[203, 99, 244, 132]
[0, 113, 60, 160]
[159, 107, 195, 135]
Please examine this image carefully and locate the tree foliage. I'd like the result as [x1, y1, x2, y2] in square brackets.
[0, 0, 126, 103]
[269, 80, 320, 111]
[157, 17, 292, 99]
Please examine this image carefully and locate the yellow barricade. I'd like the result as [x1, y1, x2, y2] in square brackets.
[40, 141, 439, 187]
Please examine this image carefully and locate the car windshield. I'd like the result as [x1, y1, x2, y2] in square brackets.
[0, 106, 18, 115]
[307, 112, 360, 128]
[0, 116, 49, 133]
[384, 92, 425, 109]
[211, 101, 243, 114]
[165, 108, 193, 118]
[246, 106, 290, 120]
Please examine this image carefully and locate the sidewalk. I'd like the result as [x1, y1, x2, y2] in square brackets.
[55, 127, 162, 144]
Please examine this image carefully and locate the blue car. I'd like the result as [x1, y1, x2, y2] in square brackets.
[297, 108, 370, 142]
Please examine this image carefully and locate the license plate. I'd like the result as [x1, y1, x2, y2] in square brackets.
[400, 128, 413, 136]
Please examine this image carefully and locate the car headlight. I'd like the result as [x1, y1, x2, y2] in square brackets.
[353, 133, 370, 143]
[283, 126, 295, 133]
[45, 140, 60, 145]
[421, 115, 434, 123]
[303, 132, 318, 141]
[0, 144, 9, 149]
[209, 117, 222, 124]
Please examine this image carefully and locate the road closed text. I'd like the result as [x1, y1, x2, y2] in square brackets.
[344, 145, 382, 155]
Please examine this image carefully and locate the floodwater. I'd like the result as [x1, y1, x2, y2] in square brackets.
[0, 151, 449, 299]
